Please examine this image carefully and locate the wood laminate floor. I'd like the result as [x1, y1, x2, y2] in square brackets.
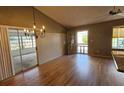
[0, 54, 124, 86]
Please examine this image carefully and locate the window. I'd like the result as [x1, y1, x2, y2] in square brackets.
[112, 27, 124, 49]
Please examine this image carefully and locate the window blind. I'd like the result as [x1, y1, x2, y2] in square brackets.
[112, 27, 124, 49]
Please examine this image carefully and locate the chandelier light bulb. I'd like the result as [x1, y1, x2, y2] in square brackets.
[24, 29, 26, 32]
[27, 29, 29, 33]
[32, 30, 34, 33]
[40, 29, 43, 32]
[42, 25, 45, 29]
[33, 24, 36, 29]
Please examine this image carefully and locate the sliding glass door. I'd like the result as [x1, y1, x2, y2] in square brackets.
[19, 30, 37, 70]
[9, 29, 22, 74]
[8, 28, 37, 74]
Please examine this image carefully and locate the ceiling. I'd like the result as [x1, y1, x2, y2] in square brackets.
[35, 6, 124, 28]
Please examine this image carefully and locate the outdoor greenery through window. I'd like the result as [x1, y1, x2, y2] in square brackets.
[112, 27, 124, 49]
[77, 31, 88, 45]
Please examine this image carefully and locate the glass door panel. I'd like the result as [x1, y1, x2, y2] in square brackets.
[8, 29, 22, 74]
[19, 30, 37, 70]
[77, 31, 88, 54]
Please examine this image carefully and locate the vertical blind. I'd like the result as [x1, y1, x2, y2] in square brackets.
[67, 31, 77, 54]
[0, 27, 13, 81]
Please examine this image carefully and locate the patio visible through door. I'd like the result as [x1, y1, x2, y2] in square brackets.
[77, 31, 88, 54]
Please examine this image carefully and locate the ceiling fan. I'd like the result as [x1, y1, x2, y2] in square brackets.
[82, 6, 124, 24]
[91, 6, 124, 21]
[109, 6, 123, 16]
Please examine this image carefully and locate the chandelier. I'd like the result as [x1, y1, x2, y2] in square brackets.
[24, 7, 46, 38]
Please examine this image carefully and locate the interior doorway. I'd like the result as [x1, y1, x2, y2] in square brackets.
[8, 28, 38, 74]
[77, 31, 88, 54]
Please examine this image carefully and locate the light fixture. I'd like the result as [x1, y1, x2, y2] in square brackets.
[40, 25, 46, 38]
[23, 7, 46, 38]
[42, 25, 45, 29]
[32, 30, 34, 33]
[24, 29, 26, 32]
[40, 28, 43, 32]
[23, 28, 33, 37]
[109, 6, 122, 15]
[33, 25, 36, 29]
[26, 29, 29, 33]
[24, 29, 27, 36]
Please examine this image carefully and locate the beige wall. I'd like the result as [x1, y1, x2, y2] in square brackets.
[0, 7, 65, 33]
[68, 18, 124, 57]
[37, 33, 66, 64]
[0, 7, 66, 64]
